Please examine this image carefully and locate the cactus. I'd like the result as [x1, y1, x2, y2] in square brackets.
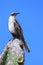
[0, 39, 24, 65]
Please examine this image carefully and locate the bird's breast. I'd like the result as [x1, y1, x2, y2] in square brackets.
[8, 20, 15, 34]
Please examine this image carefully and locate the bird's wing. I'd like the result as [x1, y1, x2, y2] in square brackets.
[14, 19, 23, 37]
[14, 20, 30, 52]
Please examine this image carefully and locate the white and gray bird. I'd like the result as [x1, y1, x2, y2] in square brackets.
[8, 12, 30, 52]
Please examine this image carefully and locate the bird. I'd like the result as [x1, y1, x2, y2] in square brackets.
[8, 12, 30, 52]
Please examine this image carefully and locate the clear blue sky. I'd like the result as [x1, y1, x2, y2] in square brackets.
[0, 0, 43, 65]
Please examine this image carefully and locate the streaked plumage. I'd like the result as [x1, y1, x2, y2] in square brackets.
[8, 12, 30, 52]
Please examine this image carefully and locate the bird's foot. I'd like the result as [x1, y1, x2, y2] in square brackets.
[9, 38, 15, 41]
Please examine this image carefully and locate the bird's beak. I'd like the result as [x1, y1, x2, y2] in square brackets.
[15, 13, 20, 16]
[16, 13, 20, 15]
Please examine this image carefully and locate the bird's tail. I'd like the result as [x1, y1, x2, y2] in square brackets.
[21, 34, 30, 52]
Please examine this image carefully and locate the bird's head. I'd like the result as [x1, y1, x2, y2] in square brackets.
[11, 12, 20, 16]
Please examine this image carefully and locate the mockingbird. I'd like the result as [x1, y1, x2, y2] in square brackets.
[8, 12, 30, 52]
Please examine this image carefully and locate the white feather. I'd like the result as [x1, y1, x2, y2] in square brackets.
[8, 16, 16, 34]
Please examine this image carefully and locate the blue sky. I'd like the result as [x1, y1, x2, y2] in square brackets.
[0, 0, 43, 65]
